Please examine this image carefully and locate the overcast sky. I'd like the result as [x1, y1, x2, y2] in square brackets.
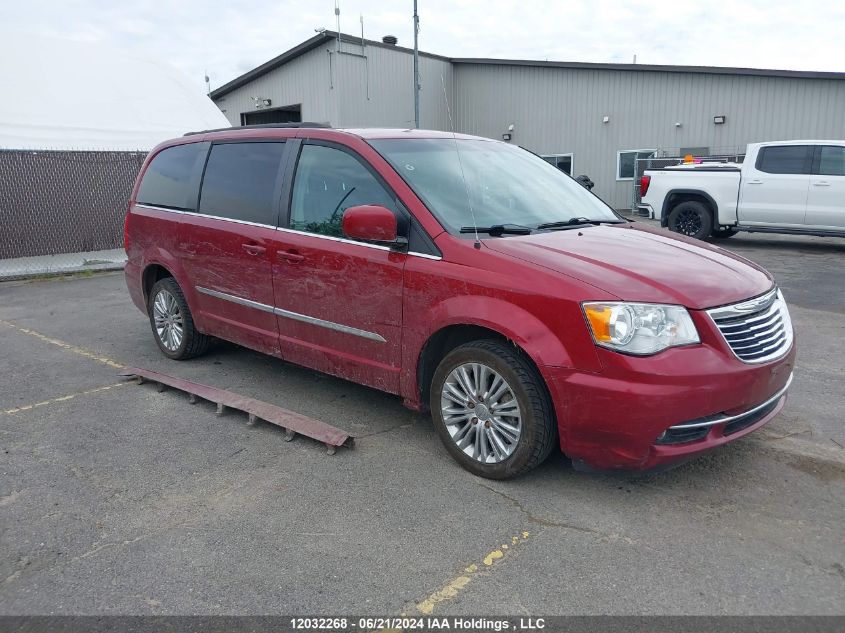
[4, 0, 844, 91]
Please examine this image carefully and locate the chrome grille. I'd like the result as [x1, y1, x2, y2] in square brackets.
[707, 288, 793, 364]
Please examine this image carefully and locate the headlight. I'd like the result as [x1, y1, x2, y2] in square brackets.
[582, 302, 700, 355]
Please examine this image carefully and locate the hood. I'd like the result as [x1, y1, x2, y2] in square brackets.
[483, 223, 773, 309]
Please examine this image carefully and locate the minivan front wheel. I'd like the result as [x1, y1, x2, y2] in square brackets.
[148, 278, 210, 360]
[430, 340, 557, 479]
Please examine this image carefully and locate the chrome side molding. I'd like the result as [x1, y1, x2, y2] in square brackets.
[196, 286, 387, 343]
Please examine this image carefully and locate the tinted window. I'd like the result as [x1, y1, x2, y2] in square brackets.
[290, 144, 395, 237]
[137, 142, 207, 210]
[818, 146, 845, 176]
[199, 142, 286, 225]
[757, 145, 810, 174]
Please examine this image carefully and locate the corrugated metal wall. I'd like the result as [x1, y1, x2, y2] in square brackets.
[214, 46, 845, 209]
[331, 42, 454, 129]
[453, 63, 845, 207]
[214, 46, 339, 126]
[214, 43, 453, 131]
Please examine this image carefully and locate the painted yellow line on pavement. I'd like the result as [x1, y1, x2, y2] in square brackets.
[2, 382, 130, 415]
[0, 319, 124, 369]
[415, 531, 530, 616]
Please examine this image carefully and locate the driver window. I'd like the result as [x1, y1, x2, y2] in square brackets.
[290, 144, 396, 237]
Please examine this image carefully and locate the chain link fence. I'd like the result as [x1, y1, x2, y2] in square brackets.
[0, 149, 146, 280]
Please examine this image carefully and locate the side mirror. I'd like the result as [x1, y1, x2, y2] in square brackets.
[342, 205, 402, 244]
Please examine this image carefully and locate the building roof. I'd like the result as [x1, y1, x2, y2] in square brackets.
[210, 31, 450, 100]
[452, 57, 845, 80]
[210, 30, 845, 100]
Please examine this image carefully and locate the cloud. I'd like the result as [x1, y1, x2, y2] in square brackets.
[2, 0, 842, 93]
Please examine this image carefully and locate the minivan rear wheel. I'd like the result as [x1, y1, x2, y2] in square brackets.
[148, 278, 210, 360]
[430, 340, 557, 479]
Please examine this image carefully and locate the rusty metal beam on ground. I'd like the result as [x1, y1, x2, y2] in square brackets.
[120, 367, 353, 453]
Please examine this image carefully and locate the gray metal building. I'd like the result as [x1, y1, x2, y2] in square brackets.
[210, 31, 845, 209]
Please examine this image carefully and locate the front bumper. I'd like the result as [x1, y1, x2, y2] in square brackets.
[543, 339, 795, 471]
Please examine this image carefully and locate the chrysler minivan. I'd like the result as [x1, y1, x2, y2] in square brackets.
[124, 125, 795, 478]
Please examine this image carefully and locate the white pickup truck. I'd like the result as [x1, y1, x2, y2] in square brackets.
[638, 140, 845, 240]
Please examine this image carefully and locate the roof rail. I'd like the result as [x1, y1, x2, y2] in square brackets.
[184, 122, 332, 136]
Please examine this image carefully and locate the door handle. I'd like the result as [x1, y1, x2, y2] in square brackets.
[278, 250, 305, 263]
[813, 181, 831, 187]
[241, 243, 266, 256]
[746, 180, 763, 185]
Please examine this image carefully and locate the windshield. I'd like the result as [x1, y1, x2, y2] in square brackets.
[370, 137, 621, 234]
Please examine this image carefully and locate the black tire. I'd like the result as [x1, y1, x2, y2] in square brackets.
[668, 200, 713, 240]
[711, 227, 738, 239]
[429, 340, 557, 479]
[148, 277, 210, 360]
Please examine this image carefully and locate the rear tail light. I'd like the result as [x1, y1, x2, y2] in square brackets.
[639, 174, 651, 198]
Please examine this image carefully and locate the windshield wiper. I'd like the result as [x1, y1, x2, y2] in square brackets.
[459, 224, 533, 236]
[536, 217, 626, 230]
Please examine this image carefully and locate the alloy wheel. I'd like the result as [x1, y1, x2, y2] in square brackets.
[152, 289, 184, 351]
[676, 208, 703, 236]
[440, 362, 522, 464]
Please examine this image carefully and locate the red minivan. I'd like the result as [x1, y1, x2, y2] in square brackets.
[124, 125, 795, 479]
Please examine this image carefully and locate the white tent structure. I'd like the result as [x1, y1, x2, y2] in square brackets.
[0, 34, 229, 151]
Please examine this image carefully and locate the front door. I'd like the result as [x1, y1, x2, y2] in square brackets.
[806, 145, 845, 230]
[270, 141, 406, 394]
[178, 141, 287, 355]
[738, 144, 811, 227]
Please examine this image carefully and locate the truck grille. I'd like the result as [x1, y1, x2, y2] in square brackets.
[707, 288, 793, 364]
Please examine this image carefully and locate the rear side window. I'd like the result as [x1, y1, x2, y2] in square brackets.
[289, 144, 396, 237]
[818, 146, 845, 176]
[137, 142, 208, 211]
[756, 145, 811, 174]
[199, 142, 286, 225]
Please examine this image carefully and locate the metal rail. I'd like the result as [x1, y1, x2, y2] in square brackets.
[120, 367, 354, 454]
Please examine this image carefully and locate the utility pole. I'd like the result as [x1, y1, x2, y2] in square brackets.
[413, 0, 420, 128]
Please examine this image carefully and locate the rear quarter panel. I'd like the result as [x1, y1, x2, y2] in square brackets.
[125, 205, 200, 319]
[644, 169, 741, 225]
[124, 139, 211, 326]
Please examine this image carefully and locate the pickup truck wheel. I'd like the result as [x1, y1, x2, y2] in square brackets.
[711, 227, 738, 239]
[148, 278, 210, 360]
[668, 201, 712, 240]
[430, 340, 557, 479]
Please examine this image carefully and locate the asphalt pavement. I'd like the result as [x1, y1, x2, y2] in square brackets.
[1, 230, 843, 616]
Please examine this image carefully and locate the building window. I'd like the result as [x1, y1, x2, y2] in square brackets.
[541, 153, 574, 176]
[680, 147, 710, 157]
[617, 149, 656, 180]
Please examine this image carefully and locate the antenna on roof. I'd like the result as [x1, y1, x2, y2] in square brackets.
[335, 1, 341, 52]
[441, 73, 479, 249]
[441, 74, 453, 132]
[361, 14, 370, 100]
[413, 0, 420, 128]
[204, 69, 210, 95]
